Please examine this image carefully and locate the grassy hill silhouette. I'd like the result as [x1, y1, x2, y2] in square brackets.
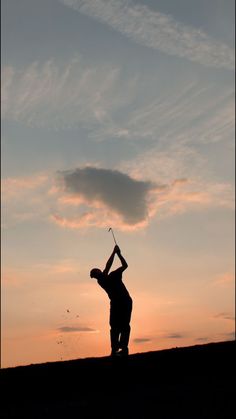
[1, 340, 235, 419]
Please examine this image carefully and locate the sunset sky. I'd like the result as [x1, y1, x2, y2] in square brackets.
[1, 0, 235, 368]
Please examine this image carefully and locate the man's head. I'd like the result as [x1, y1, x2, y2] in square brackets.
[90, 268, 103, 280]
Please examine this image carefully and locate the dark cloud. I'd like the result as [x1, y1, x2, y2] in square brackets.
[133, 338, 152, 344]
[59, 167, 156, 224]
[195, 337, 209, 342]
[214, 312, 235, 321]
[165, 333, 185, 339]
[58, 326, 96, 333]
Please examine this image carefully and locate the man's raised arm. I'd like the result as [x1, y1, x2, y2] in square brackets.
[115, 245, 128, 272]
[103, 247, 116, 275]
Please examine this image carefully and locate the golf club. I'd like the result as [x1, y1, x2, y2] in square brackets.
[108, 227, 117, 245]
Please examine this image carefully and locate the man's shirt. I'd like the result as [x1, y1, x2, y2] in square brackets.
[98, 267, 131, 302]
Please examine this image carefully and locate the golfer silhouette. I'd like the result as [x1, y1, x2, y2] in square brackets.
[90, 245, 132, 356]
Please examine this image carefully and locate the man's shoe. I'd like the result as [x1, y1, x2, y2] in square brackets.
[116, 348, 129, 357]
[110, 349, 119, 357]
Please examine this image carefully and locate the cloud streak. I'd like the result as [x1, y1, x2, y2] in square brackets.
[2, 174, 48, 199]
[164, 333, 185, 339]
[213, 313, 235, 321]
[58, 326, 97, 333]
[95, 81, 234, 145]
[133, 338, 152, 344]
[120, 144, 234, 217]
[60, 0, 234, 70]
[1, 59, 137, 130]
[2, 61, 234, 148]
[195, 337, 209, 342]
[2, 173, 51, 228]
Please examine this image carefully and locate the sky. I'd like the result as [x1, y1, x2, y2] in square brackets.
[1, 0, 235, 368]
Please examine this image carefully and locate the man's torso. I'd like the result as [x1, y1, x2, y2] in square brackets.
[98, 268, 131, 302]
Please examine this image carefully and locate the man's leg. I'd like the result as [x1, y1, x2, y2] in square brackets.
[110, 328, 120, 355]
[110, 303, 120, 355]
[119, 325, 131, 353]
[119, 299, 132, 355]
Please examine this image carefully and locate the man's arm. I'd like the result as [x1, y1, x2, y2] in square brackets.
[103, 247, 116, 275]
[115, 245, 128, 272]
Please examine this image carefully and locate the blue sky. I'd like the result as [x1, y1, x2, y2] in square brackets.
[2, 0, 235, 367]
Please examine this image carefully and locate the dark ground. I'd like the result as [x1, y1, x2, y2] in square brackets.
[1, 340, 235, 419]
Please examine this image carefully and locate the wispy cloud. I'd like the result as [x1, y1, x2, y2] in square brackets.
[1, 59, 137, 130]
[164, 333, 185, 339]
[34, 260, 80, 276]
[213, 312, 235, 321]
[133, 337, 152, 344]
[57, 326, 97, 333]
[1, 173, 51, 228]
[2, 60, 234, 148]
[60, 0, 234, 70]
[195, 337, 209, 342]
[120, 145, 234, 218]
[2, 174, 48, 199]
[94, 81, 234, 145]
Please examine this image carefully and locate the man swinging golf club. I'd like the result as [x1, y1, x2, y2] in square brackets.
[90, 239, 132, 357]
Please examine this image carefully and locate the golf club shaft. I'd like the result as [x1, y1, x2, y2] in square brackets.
[109, 228, 117, 245]
[111, 229, 117, 245]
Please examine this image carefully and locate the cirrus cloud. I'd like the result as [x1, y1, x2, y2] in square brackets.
[60, 0, 234, 70]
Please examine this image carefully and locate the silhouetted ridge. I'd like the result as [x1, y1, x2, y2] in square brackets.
[1, 341, 235, 419]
